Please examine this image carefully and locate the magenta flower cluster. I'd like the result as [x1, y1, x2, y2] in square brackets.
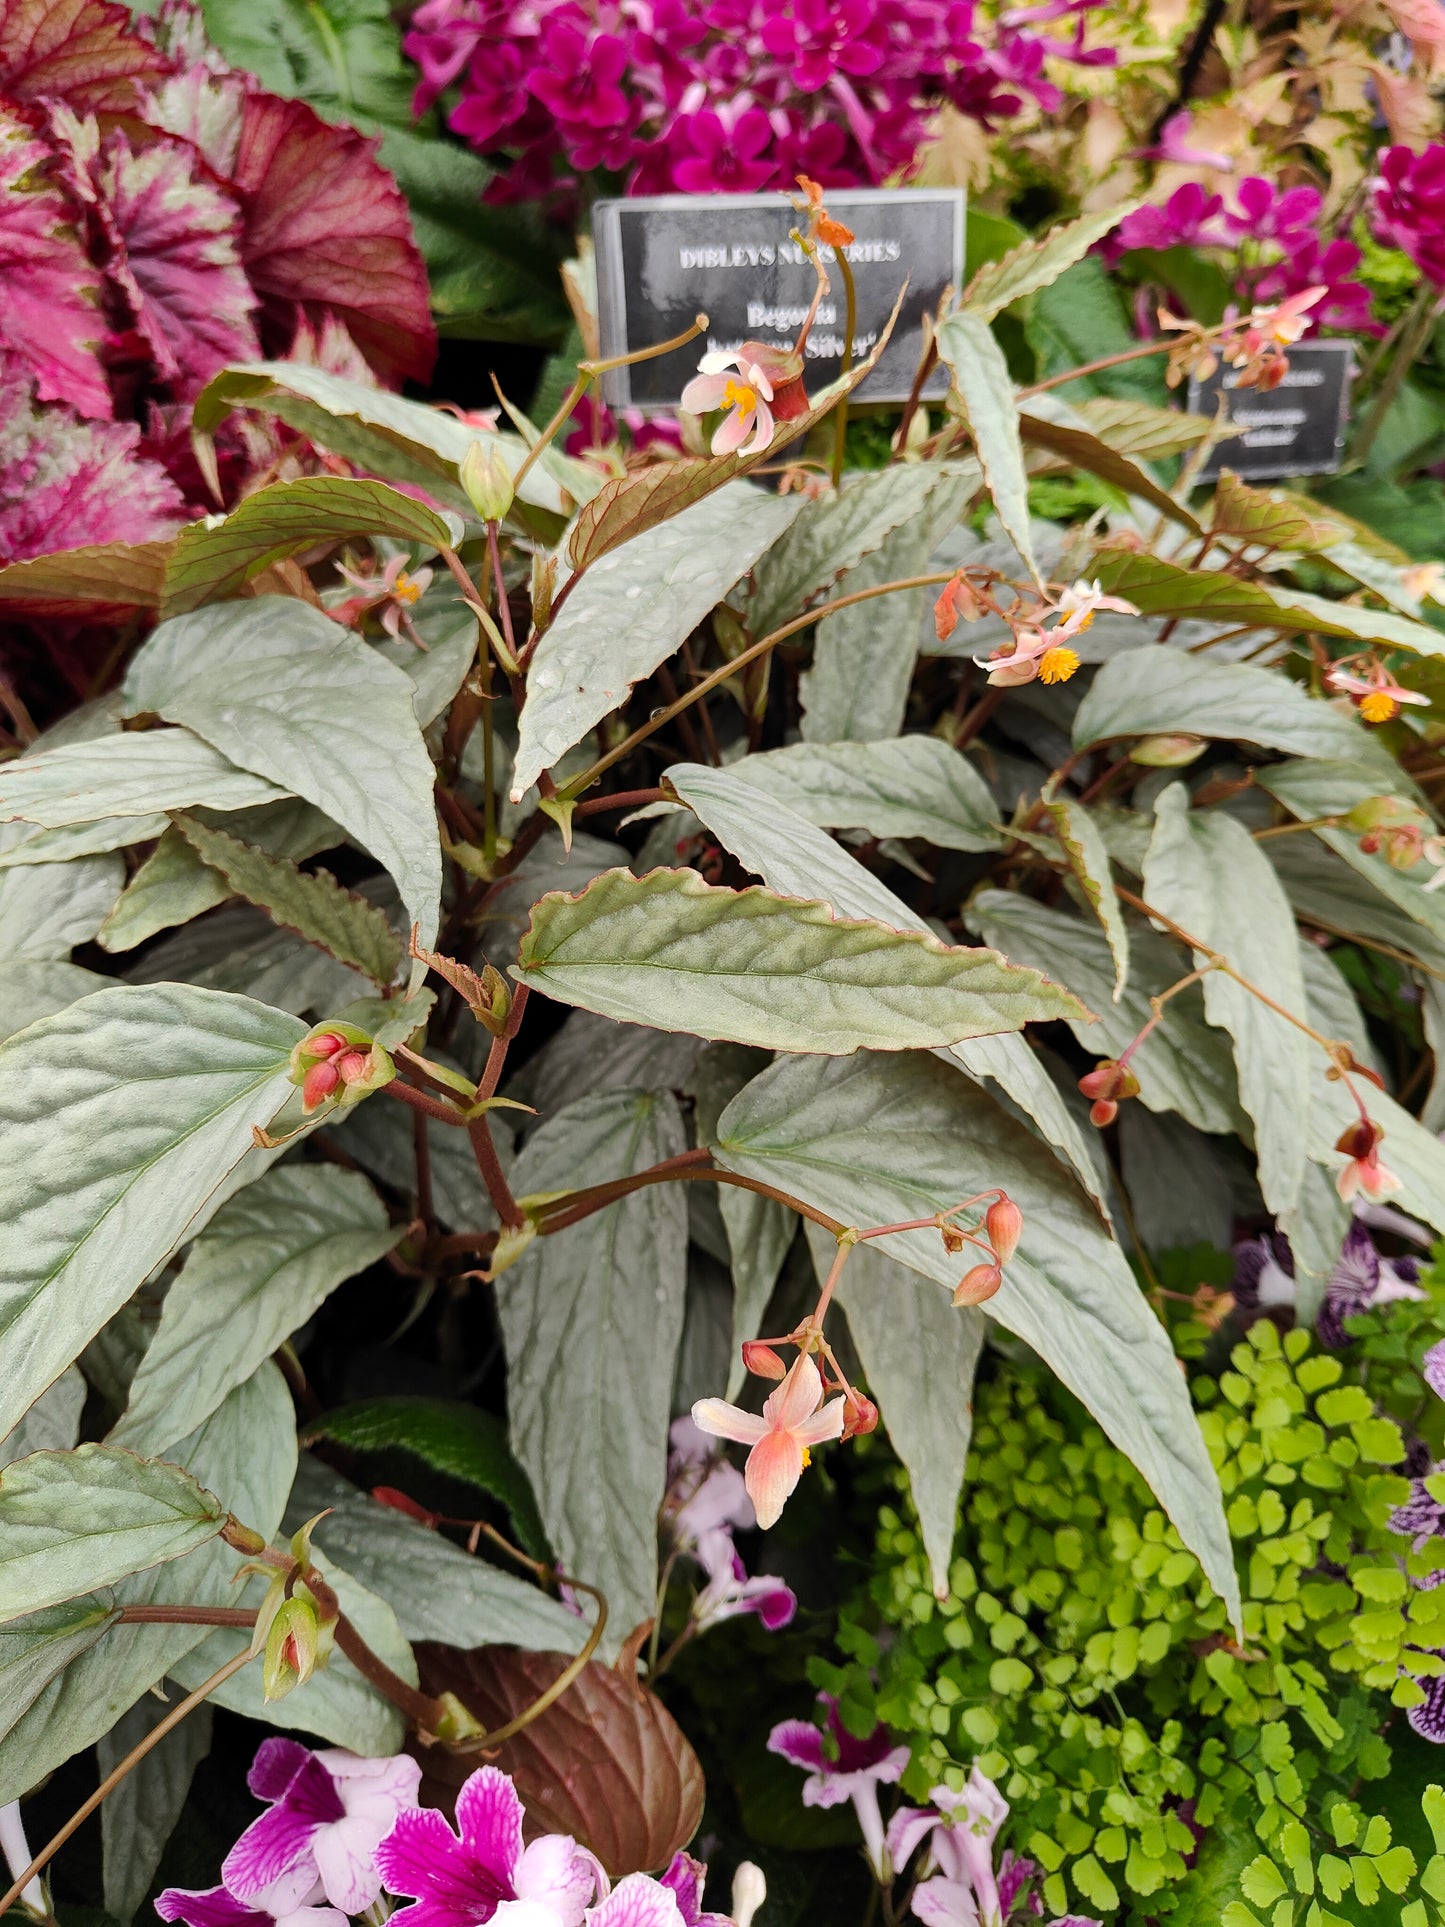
[1106, 174, 1375, 336]
[402, 0, 1112, 203]
[1376, 143, 1445, 288]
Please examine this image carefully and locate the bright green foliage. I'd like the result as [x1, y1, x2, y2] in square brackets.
[825, 1310, 1445, 1922]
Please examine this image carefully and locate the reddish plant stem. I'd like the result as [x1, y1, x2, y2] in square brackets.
[574, 788, 668, 818]
[333, 1615, 450, 1731]
[477, 982, 529, 1103]
[383, 1078, 470, 1127]
[468, 1114, 523, 1229]
[413, 1108, 434, 1227]
[116, 1606, 258, 1626]
[532, 1154, 844, 1238]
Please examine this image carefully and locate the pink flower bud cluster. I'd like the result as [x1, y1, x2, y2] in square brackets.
[402, 0, 1112, 203]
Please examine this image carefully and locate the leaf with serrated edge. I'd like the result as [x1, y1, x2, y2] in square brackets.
[0, 852, 123, 960]
[716, 1050, 1239, 1626]
[0, 984, 305, 1438]
[100, 1698, 212, 1925]
[0, 1445, 226, 1625]
[0, 730, 289, 828]
[1073, 648, 1379, 760]
[566, 319, 899, 571]
[498, 1090, 688, 1654]
[516, 866, 1084, 1054]
[702, 738, 999, 851]
[967, 890, 1243, 1136]
[161, 477, 462, 617]
[0, 1366, 295, 1806]
[111, 1167, 401, 1457]
[962, 202, 1142, 322]
[1210, 472, 1340, 552]
[288, 1456, 586, 1654]
[122, 598, 441, 978]
[1073, 396, 1221, 462]
[937, 312, 1040, 587]
[300, 1397, 548, 1559]
[1142, 786, 1310, 1219]
[744, 464, 961, 642]
[1018, 412, 1201, 533]
[812, 1224, 984, 1600]
[1045, 795, 1129, 999]
[513, 484, 801, 799]
[171, 814, 404, 987]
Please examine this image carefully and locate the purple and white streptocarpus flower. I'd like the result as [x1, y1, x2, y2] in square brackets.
[1232, 1222, 1422, 1346]
[769, 1697, 910, 1881]
[885, 1767, 1010, 1926]
[222, 1739, 421, 1916]
[374, 1765, 596, 1927]
[155, 1884, 347, 1927]
[658, 1851, 731, 1927]
[664, 1419, 797, 1634]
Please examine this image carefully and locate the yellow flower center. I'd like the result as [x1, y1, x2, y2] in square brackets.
[723, 378, 757, 416]
[1360, 691, 1398, 724]
[799, 1446, 812, 1470]
[394, 572, 423, 605]
[1039, 646, 1081, 685]
[1068, 607, 1095, 633]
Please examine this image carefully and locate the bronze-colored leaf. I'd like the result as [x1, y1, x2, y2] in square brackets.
[414, 1643, 705, 1875]
[1018, 412, 1201, 534]
[0, 540, 171, 617]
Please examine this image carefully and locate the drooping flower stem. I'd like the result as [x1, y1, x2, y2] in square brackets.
[0, 1646, 258, 1918]
[830, 249, 858, 491]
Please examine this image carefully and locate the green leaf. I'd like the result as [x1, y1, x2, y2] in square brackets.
[0, 728, 289, 827]
[966, 889, 1242, 1136]
[99, 1697, 212, 1925]
[1267, 832, 1445, 978]
[1142, 787, 1311, 1219]
[0, 851, 123, 959]
[123, 598, 442, 973]
[1241, 1858, 1291, 1906]
[512, 483, 801, 798]
[161, 478, 461, 618]
[111, 1167, 401, 1457]
[171, 814, 404, 987]
[743, 463, 966, 641]
[0, 1366, 295, 1805]
[1310, 825, 1445, 955]
[0, 541, 169, 616]
[1211, 472, 1342, 552]
[669, 761, 1109, 1207]
[499, 1091, 689, 1650]
[200, 0, 416, 125]
[1024, 257, 1169, 406]
[714, 1050, 1239, 1627]
[289, 1455, 587, 1652]
[962, 202, 1143, 322]
[0, 1369, 85, 1470]
[515, 865, 1085, 1054]
[0, 1595, 121, 1751]
[1257, 756, 1423, 823]
[301, 1396, 549, 1559]
[811, 1224, 985, 1600]
[0, 984, 305, 1437]
[798, 467, 979, 743]
[1073, 395, 1220, 463]
[1308, 1051, 1445, 1241]
[936, 311, 1041, 587]
[1073, 647, 1375, 760]
[678, 739, 1000, 852]
[0, 1445, 226, 1624]
[193, 362, 598, 530]
[1019, 406, 1202, 532]
[1086, 549, 1445, 658]
[1045, 795, 1129, 998]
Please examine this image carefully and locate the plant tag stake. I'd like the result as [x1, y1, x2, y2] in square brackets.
[593, 187, 965, 411]
[1186, 340, 1355, 482]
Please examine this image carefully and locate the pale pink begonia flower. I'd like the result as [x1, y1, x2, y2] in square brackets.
[692, 1352, 844, 1528]
[328, 554, 433, 637]
[679, 350, 775, 456]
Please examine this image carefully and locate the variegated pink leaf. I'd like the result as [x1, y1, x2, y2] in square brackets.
[0, 0, 171, 112]
[0, 105, 111, 418]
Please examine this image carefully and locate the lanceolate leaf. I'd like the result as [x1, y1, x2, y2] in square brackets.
[1017, 411, 1202, 533]
[0, 984, 305, 1438]
[967, 890, 1243, 1136]
[498, 1091, 689, 1651]
[0, 1446, 226, 1624]
[0, 962, 112, 1047]
[516, 866, 1085, 1054]
[171, 814, 404, 986]
[122, 598, 442, 972]
[300, 1397, 549, 1559]
[812, 1224, 986, 1602]
[961, 202, 1142, 322]
[936, 311, 1040, 587]
[99, 1697, 213, 1926]
[1072, 396, 1220, 462]
[678, 740, 999, 851]
[512, 484, 801, 799]
[1045, 794, 1129, 998]
[111, 1167, 402, 1456]
[1142, 787, 1311, 1220]
[161, 478, 462, 617]
[0, 1595, 121, 1756]
[669, 761, 1108, 1205]
[0, 851, 123, 959]
[0, 729, 290, 827]
[714, 1051, 1239, 1626]
[0, 541, 169, 617]
[0, 1366, 296, 1806]
[1210, 472, 1342, 552]
[98, 827, 232, 953]
[0, 1369, 85, 1470]
[1073, 648, 1377, 761]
